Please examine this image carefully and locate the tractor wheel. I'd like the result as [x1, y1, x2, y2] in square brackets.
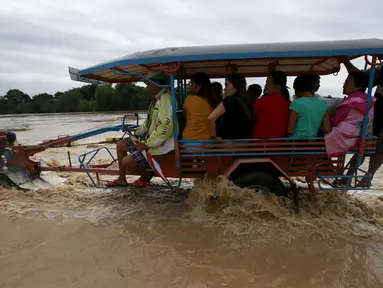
[233, 171, 287, 197]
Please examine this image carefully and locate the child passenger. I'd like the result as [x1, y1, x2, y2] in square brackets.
[248, 84, 262, 103]
[287, 75, 331, 138]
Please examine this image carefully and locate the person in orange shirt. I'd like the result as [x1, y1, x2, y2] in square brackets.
[182, 72, 221, 141]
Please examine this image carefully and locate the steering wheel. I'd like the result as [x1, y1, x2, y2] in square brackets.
[160, 62, 181, 73]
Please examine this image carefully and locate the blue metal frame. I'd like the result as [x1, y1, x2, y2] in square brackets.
[80, 48, 383, 76]
[111, 70, 170, 88]
[180, 151, 370, 157]
[96, 178, 183, 190]
[179, 137, 324, 143]
[316, 158, 373, 191]
[175, 70, 188, 107]
[137, 177, 183, 190]
[357, 62, 377, 167]
[170, 74, 178, 142]
[71, 124, 136, 141]
[178, 137, 376, 157]
[78, 147, 116, 187]
[317, 173, 372, 191]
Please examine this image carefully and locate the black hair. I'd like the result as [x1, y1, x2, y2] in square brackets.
[269, 70, 290, 103]
[293, 75, 313, 93]
[191, 72, 220, 108]
[211, 82, 223, 101]
[307, 74, 320, 82]
[349, 71, 369, 93]
[247, 84, 262, 102]
[226, 73, 254, 121]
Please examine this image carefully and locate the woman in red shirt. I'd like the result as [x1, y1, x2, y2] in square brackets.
[252, 71, 290, 139]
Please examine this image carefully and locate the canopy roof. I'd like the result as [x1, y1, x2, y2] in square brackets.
[71, 38, 383, 83]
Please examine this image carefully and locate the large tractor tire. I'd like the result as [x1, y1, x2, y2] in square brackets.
[233, 171, 287, 197]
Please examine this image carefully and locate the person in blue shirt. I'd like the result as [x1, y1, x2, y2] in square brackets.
[288, 75, 331, 138]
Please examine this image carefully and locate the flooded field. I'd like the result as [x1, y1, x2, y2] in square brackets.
[0, 113, 383, 288]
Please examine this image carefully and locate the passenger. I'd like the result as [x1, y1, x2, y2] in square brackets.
[248, 84, 262, 103]
[182, 72, 221, 141]
[292, 74, 321, 101]
[208, 73, 254, 141]
[212, 82, 223, 101]
[107, 72, 176, 188]
[211, 81, 224, 135]
[251, 71, 290, 139]
[294, 74, 337, 136]
[287, 75, 331, 138]
[325, 72, 375, 157]
[339, 58, 383, 186]
[309, 74, 321, 96]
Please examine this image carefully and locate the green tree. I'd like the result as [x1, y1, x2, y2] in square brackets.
[81, 84, 97, 100]
[0, 82, 153, 114]
[0, 96, 9, 114]
[31, 93, 54, 113]
[115, 83, 151, 110]
[5, 89, 31, 106]
[94, 84, 116, 111]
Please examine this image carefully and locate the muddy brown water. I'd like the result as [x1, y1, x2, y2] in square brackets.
[0, 113, 382, 288]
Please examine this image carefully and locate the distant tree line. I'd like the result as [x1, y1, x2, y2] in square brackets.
[0, 83, 153, 114]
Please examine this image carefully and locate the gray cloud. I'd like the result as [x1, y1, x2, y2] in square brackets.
[0, 0, 382, 97]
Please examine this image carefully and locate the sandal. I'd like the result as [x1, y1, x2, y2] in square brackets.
[333, 178, 347, 186]
[106, 180, 129, 187]
[357, 178, 370, 188]
[127, 178, 150, 188]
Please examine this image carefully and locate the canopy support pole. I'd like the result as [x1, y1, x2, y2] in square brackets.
[357, 56, 377, 168]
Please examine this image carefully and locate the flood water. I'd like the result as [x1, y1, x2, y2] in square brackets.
[0, 113, 383, 288]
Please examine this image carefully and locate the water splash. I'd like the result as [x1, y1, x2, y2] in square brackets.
[187, 176, 383, 244]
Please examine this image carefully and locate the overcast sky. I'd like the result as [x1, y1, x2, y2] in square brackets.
[0, 0, 382, 97]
